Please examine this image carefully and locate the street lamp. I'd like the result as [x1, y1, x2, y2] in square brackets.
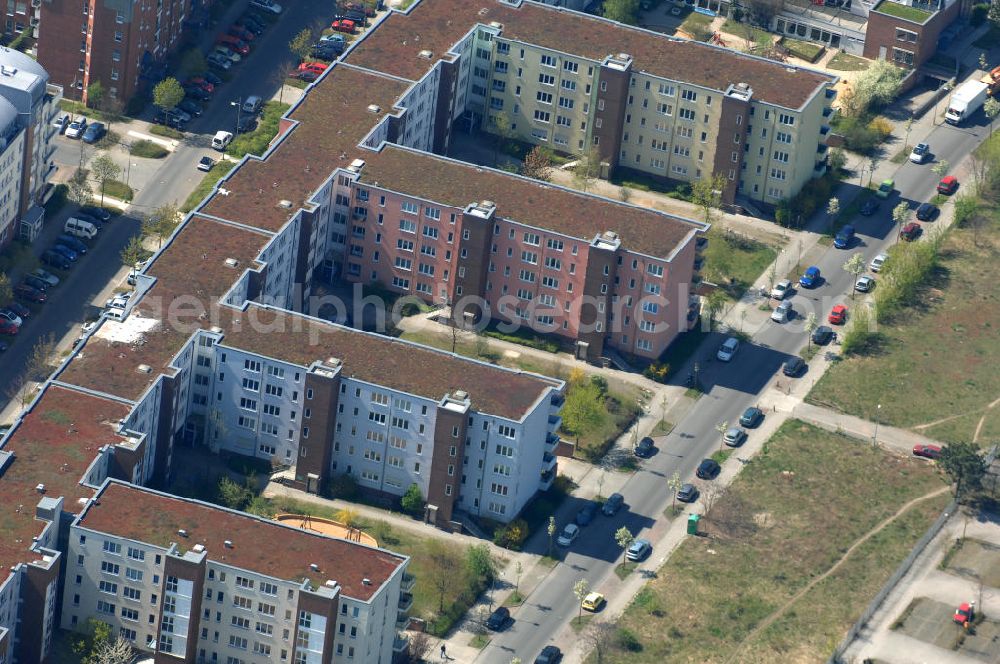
[120, 141, 133, 189]
[873, 403, 882, 447]
[229, 98, 243, 161]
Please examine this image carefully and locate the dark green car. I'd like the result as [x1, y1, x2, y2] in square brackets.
[739, 406, 764, 428]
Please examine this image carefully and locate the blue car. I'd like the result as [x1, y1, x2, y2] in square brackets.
[834, 225, 855, 249]
[56, 234, 88, 254]
[52, 244, 79, 262]
[799, 266, 820, 288]
[81, 121, 106, 144]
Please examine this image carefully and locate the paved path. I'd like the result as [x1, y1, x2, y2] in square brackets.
[792, 402, 938, 455]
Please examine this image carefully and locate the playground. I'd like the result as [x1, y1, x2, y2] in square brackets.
[274, 513, 379, 547]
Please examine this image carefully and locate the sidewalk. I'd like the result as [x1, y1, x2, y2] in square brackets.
[792, 402, 939, 455]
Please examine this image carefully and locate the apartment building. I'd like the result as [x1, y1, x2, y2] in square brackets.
[0, 47, 61, 250]
[63, 481, 409, 664]
[37, 0, 192, 103]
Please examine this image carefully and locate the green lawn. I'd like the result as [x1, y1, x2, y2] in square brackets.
[149, 124, 184, 140]
[607, 420, 948, 663]
[101, 179, 133, 202]
[680, 12, 713, 41]
[874, 0, 932, 22]
[828, 51, 870, 72]
[131, 139, 169, 159]
[701, 228, 780, 299]
[721, 20, 772, 47]
[782, 37, 824, 62]
[181, 162, 236, 212]
[808, 213, 1000, 445]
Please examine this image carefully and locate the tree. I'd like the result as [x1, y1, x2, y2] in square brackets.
[547, 516, 556, 556]
[602, 0, 640, 24]
[401, 483, 424, 517]
[892, 201, 909, 239]
[940, 442, 987, 500]
[843, 252, 866, 299]
[614, 526, 634, 564]
[804, 312, 817, 349]
[217, 476, 251, 510]
[24, 334, 56, 384]
[705, 289, 728, 329]
[520, 146, 553, 181]
[425, 541, 463, 612]
[560, 377, 604, 444]
[68, 169, 93, 208]
[980, 51, 989, 70]
[86, 81, 105, 109]
[986, 97, 1000, 139]
[932, 160, 950, 178]
[0, 272, 10, 305]
[572, 578, 591, 623]
[489, 112, 515, 165]
[91, 636, 134, 664]
[120, 237, 145, 289]
[408, 631, 432, 663]
[335, 507, 361, 539]
[152, 77, 184, 117]
[91, 154, 121, 207]
[178, 48, 207, 79]
[513, 560, 523, 598]
[714, 420, 728, 452]
[583, 622, 618, 664]
[142, 203, 180, 247]
[691, 173, 726, 226]
[573, 146, 602, 192]
[826, 196, 840, 234]
[289, 27, 313, 62]
[465, 543, 496, 587]
[667, 471, 683, 511]
[845, 59, 904, 118]
[745, 0, 785, 27]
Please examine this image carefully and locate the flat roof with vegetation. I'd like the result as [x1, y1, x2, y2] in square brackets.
[874, 0, 934, 24]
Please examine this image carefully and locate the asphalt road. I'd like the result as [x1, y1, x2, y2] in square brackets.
[479, 107, 992, 663]
[0, 0, 336, 412]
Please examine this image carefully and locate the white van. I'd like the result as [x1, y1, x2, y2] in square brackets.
[241, 96, 262, 115]
[212, 130, 233, 151]
[65, 217, 98, 239]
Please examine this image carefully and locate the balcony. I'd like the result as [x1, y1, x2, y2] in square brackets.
[393, 635, 409, 653]
[825, 87, 836, 100]
[398, 593, 413, 612]
[546, 432, 560, 449]
[822, 106, 834, 118]
[540, 469, 555, 490]
[695, 236, 708, 251]
[400, 573, 416, 593]
[543, 452, 557, 470]
[817, 143, 828, 155]
[820, 125, 830, 136]
[548, 413, 561, 430]
[550, 392, 565, 408]
[693, 256, 704, 273]
[395, 613, 410, 630]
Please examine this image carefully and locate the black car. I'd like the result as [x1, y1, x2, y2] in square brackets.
[783, 356, 806, 377]
[485, 606, 510, 631]
[575, 501, 598, 526]
[41, 250, 71, 270]
[916, 202, 938, 221]
[236, 116, 258, 134]
[15, 284, 46, 303]
[154, 113, 186, 130]
[80, 205, 113, 221]
[178, 99, 203, 117]
[634, 436, 654, 457]
[602, 492, 624, 516]
[183, 85, 211, 101]
[5, 301, 29, 320]
[534, 645, 562, 664]
[23, 275, 50, 292]
[57, 234, 88, 254]
[859, 198, 879, 216]
[739, 406, 764, 428]
[296, 70, 321, 83]
[811, 325, 834, 345]
[202, 71, 223, 87]
[696, 458, 720, 480]
[677, 483, 698, 503]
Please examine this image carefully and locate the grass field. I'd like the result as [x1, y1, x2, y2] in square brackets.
[680, 12, 713, 41]
[828, 52, 870, 72]
[782, 37, 824, 62]
[607, 420, 949, 663]
[702, 228, 779, 298]
[808, 215, 1000, 444]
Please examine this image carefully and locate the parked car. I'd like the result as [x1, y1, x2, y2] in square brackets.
[295, 70, 320, 83]
[575, 501, 598, 526]
[228, 25, 255, 42]
[859, 198, 879, 216]
[799, 265, 821, 288]
[534, 646, 563, 664]
[233, 19, 264, 36]
[53, 113, 70, 134]
[241, 13, 268, 31]
[771, 299, 792, 323]
[783, 356, 806, 377]
[249, 0, 282, 13]
[184, 77, 215, 94]
[716, 336, 739, 362]
[345, 1, 377, 16]
[900, 222, 922, 241]
[634, 436, 654, 457]
[870, 253, 888, 273]
[178, 99, 203, 117]
[15, 284, 46, 303]
[197, 156, 215, 172]
[913, 444, 942, 459]
[812, 325, 834, 345]
[297, 61, 328, 75]
[485, 607, 510, 631]
[22, 275, 50, 292]
[916, 202, 938, 221]
[4, 301, 29, 320]
[183, 85, 211, 101]
[909, 142, 930, 164]
[81, 121, 106, 143]
[65, 116, 87, 138]
[855, 276, 875, 293]
[331, 18, 356, 33]
[723, 427, 747, 447]
[833, 224, 855, 249]
[213, 46, 242, 64]
[581, 592, 605, 612]
[41, 250, 71, 270]
[676, 483, 698, 503]
[828, 304, 848, 325]
[202, 71, 223, 87]
[217, 35, 250, 55]
[0, 320, 17, 336]
[602, 492, 624, 516]
[312, 42, 345, 59]
[937, 175, 958, 195]
[696, 458, 720, 479]
[739, 407, 764, 428]
[626, 539, 652, 562]
[80, 205, 112, 221]
[0, 308, 22, 327]
[556, 523, 579, 547]
[875, 178, 894, 199]
[236, 116, 258, 134]
[31, 268, 60, 286]
[770, 279, 792, 300]
[319, 33, 346, 45]
[51, 244, 79, 262]
[207, 53, 233, 70]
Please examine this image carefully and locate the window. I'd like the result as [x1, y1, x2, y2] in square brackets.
[391, 416, 409, 430]
[103, 541, 121, 555]
[546, 238, 564, 251]
[776, 131, 792, 144]
[497, 424, 516, 439]
[401, 201, 418, 214]
[101, 561, 120, 575]
[125, 568, 143, 582]
[778, 113, 795, 126]
[244, 359, 261, 372]
[892, 47, 914, 66]
[99, 581, 118, 595]
[519, 269, 536, 283]
[533, 110, 551, 123]
[240, 397, 257, 411]
[394, 257, 412, 271]
[97, 600, 115, 615]
[646, 263, 664, 277]
[679, 108, 696, 121]
[544, 256, 561, 270]
[536, 91, 553, 105]
[681, 89, 697, 101]
[496, 444, 514, 457]
[773, 151, 789, 163]
[237, 415, 256, 431]
[369, 411, 386, 424]
[769, 168, 787, 181]
[242, 378, 260, 392]
[262, 404, 280, 417]
[896, 28, 918, 43]
[642, 301, 660, 314]
[264, 384, 283, 397]
[540, 54, 556, 67]
[542, 275, 559, 289]
[399, 219, 416, 233]
[521, 251, 538, 264]
[490, 483, 509, 496]
[563, 60, 578, 73]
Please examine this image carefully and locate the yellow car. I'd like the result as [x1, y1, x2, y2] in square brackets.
[581, 592, 605, 612]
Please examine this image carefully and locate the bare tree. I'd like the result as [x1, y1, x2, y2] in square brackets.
[667, 471, 683, 511]
[142, 203, 180, 248]
[700, 482, 727, 518]
[583, 622, 618, 664]
[92, 636, 134, 664]
[68, 169, 93, 208]
[425, 541, 462, 613]
[572, 146, 602, 192]
[408, 631, 432, 663]
[91, 153, 121, 207]
[26, 334, 56, 383]
[572, 577, 590, 623]
[520, 146, 553, 181]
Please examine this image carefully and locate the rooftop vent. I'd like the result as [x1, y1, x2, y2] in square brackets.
[489, 21, 503, 28]
[362, 578, 372, 586]
[278, 199, 292, 209]
[325, 580, 338, 588]
[418, 49, 433, 60]
[137, 364, 152, 374]
[310, 563, 320, 572]
[0, 65, 16, 77]
[348, 158, 365, 172]
[219, 188, 231, 196]
[209, 326, 222, 334]
[192, 544, 205, 553]
[224, 258, 239, 268]
[35, 483, 45, 494]
[786, 67, 796, 73]
[224, 540, 233, 548]
[367, 104, 381, 114]
[481, 200, 495, 209]
[453, 390, 468, 401]
[327, 357, 341, 367]
[178, 529, 188, 538]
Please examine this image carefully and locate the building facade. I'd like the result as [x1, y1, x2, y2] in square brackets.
[862, 0, 961, 69]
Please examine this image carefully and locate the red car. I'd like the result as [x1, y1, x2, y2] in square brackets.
[937, 175, 958, 195]
[228, 26, 255, 41]
[0, 320, 17, 335]
[297, 62, 328, 75]
[900, 222, 922, 241]
[331, 19, 356, 33]
[184, 77, 214, 94]
[14, 284, 46, 303]
[954, 602, 974, 626]
[913, 444, 942, 460]
[828, 304, 847, 325]
[216, 35, 250, 55]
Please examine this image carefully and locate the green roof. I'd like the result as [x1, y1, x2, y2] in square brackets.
[874, 1, 934, 23]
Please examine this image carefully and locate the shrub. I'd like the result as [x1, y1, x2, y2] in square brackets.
[325, 473, 358, 500]
[401, 483, 424, 517]
[643, 361, 671, 383]
[131, 139, 169, 159]
[150, 124, 184, 140]
[617, 628, 643, 652]
[971, 3, 989, 25]
[492, 518, 529, 550]
[867, 116, 894, 139]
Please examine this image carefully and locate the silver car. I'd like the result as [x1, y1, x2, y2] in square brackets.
[717, 337, 739, 362]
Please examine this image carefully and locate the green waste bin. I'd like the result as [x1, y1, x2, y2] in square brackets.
[687, 513, 701, 535]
